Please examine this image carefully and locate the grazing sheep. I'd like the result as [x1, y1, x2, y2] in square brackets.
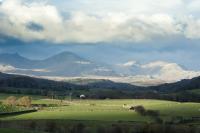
[80, 94, 86, 99]
[122, 104, 127, 108]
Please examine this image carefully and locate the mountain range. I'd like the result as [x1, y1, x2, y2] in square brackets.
[0, 52, 116, 77]
[0, 52, 200, 86]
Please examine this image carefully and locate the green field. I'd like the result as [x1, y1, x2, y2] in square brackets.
[0, 93, 200, 133]
[0, 93, 199, 123]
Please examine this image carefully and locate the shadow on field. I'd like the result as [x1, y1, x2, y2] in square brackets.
[0, 120, 200, 133]
[0, 110, 38, 118]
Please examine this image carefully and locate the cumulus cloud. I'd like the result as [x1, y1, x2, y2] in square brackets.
[59, 0, 184, 15]
[0, 0, 63, 42]
[0, 64, 16, 72]
[116, 61, 200, 82]
[187, 0, 200, 12]
[0, 0, 199, 43]
[184, 18, 200, 39]
[141, 61, 200, 82]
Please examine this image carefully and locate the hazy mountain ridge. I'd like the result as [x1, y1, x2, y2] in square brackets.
[0, 52, 117, 77]
[0, 52, 200, 85]
[0, 53, 37, 68]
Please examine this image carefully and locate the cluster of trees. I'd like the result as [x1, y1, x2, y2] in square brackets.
[3, 96, 32, 107]
[130, 105, 162, 123]
[1, 86, 199, 102]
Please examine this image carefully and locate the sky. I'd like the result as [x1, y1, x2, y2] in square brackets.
[0, 0, 200, 70]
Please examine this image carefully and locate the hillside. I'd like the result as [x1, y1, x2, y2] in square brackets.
[0, 72, 140, 93]
[0, 72, 200, 101]
[150, 76, 200, 92]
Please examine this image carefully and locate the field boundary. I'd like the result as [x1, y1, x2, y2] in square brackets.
[0, 109, 38, 117]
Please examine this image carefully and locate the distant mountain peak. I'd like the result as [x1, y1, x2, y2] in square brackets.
[1, 51, 199, 85]
[45, 51, 84, 61]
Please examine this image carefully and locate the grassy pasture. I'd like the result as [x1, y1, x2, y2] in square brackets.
[0, 93, 200, 133]
[0, 93, 199, 123]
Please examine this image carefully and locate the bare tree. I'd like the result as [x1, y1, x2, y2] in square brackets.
[17, 96, 32, 107]
[130, 105, 146, 116]
[4, 96, 17, 106]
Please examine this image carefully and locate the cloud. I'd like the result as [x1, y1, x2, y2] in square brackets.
[118, 61, 138, 67]
[75, 61, 91, 65]
[93, 67, 112, 72]
[0, 0, 200, 43]
[184, 17, 200, 39]
[187, 0, 200, 12]
[0, 63, 50, 73]
[0, 64, 16, 72]
[141, 61, 200, 82]
[57, 0, 184, 15]
[0, 0, 63, 42]
[116, 61, 200, 82]
[26, 22, 44, 32]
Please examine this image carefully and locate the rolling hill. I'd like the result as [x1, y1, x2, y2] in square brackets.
[0, 72, 140, 92]
[0, 72, 199, 101]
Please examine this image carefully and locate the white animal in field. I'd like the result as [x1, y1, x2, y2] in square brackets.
[80, 94, 86, 99]
[122, 104, 131, 109]
[123, 104, 127, 108]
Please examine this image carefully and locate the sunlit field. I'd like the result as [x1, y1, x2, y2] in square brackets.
[0, 94, 200, 123]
